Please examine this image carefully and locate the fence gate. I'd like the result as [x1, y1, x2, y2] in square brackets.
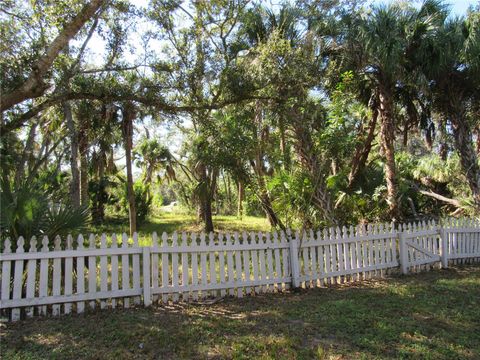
[399, 227, 442, 274]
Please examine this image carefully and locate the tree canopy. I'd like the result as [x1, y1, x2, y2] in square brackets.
[1, 0, 479, 238]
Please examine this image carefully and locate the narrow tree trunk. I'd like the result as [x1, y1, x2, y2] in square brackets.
[15, 123, 37, 184]
[78, 117, 89, 207]
[347, 109, 378, 190]
[122, 102, 137, 236]
[237, 181, 244, 219]
[378, 87, 400, 221]
[451, 114, 480, 208]
[475, 126, 480, 156]
[64, 101, 81, 208]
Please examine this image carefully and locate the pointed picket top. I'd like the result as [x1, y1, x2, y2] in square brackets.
[272, 231, 279, 244]
[346, 225, 353, 238]
[413, 222, 419, 233]
[341, 225, 347, 239]
[218, 232, 224, 246]
[242, 231, 249, 245]
[181, 232, 187, 246]
[132, 232, 139, 247]
[122, 233, 129, 248]
[225, 232, 232, 246]
[15, 236, 25, 253]
[360, 223, 367, 236]
[250, 231, 257, 245]
[76, 234, 84, 250]
[378, 223, 385, 234]
[420, 220, 426, 230]
[208, 231, 214, 246]
[161, 232, 168, 247]
[29, 236, 37, 252]
[199, 232, 206, 246]
[265, 231, 271, 245]
[257, 231, 264, 245]
[320, 228, 327, 242]
[100, 234, 107, 249]
[66, 235, 73, 250]
[3, 238, 11, 254]
[53, 235, 61, 251]
[191, 232, 198, 247]
[286, 228, 293, 242]
[280, 230, 287, 243]
[88, 234, 95, 249]
[233, 231, 240, 245]
[111, 233, 118, 248]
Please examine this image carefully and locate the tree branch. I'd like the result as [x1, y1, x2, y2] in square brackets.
[1, 0, 106, 112]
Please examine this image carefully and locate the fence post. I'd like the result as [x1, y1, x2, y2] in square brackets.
[398, 232, 408, 275]
[143, 247, 152, 307]
[439, 227, 448, 269]
[288, 229, 301, 288]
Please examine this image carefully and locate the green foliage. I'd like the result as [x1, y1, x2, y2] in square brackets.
[0, 179, 89, 243]
[120, 181, 153, 226]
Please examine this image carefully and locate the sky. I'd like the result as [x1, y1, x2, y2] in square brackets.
[371, 0, 478, 15]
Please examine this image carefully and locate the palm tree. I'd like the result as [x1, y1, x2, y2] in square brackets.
[426, 13, 480, 208]
[340, 1, 448, 221]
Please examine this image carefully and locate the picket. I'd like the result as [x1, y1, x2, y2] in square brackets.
[111, 234, 119, 309]
[25, 237, 37, 318]
[76, 235, 85, 313]
[1, 218, 479, 321]
[100, 234, 108, 309]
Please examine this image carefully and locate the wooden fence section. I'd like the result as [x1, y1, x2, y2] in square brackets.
[1, 218, 479, 321]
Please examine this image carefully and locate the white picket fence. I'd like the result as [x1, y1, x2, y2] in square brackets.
[1, 218, 479, 321]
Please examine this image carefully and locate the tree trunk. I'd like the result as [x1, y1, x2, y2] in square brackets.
[15, 123, 37, 184]
[195, 161, 214, 232]
[237, 181, 244, 219]
[252, 100, 284, 229]
[451, 114, 480, 208]
[78, 115, 89, 207]
[64, 101, 81, 208]
[475, 126, 480, 156]
[437, 118, 448, 161]
[122, 102, 137, 236]
[347, 108, 378, 190]
[378, 86, 400, 221]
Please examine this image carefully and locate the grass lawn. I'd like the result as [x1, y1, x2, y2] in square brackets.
[89, 213, 271, 245]
[1, 266, 479, 359]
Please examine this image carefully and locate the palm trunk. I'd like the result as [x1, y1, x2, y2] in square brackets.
[122, 102, 137, 236]
[64, 101, 81, 208]
[451, 114, 480, 208]
[437, 118, 448, 161]
[378, 86, 400, 221]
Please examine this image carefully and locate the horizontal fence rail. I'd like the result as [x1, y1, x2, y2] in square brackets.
[1, 218, 479, 321]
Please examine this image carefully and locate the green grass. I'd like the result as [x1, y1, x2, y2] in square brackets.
[89, 213, 271, 246]
[2, 266, 479, 359]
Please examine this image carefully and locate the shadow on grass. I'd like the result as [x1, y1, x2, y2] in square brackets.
[1, 266, 479, 359]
